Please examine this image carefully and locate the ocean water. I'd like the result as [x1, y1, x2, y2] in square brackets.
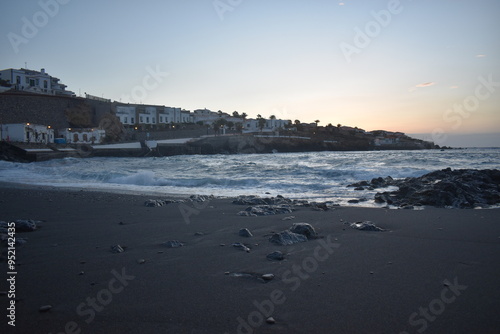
[1, 148, 499, 206]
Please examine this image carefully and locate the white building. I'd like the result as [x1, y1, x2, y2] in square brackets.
[0, 68, 75, 96]
[116, 105, 193, 128]
[0, 123, 54, 144]
[58, 128, 106, 144]
[116, 106, 136, 127]
[243, 118, 289, 133]
[138, 106, 157, 126]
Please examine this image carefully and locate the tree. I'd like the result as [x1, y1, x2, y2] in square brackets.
[337, 123, 342, 128]
[257, 114, 266, 132]
[212, 118, 227, 135]
[235, 122, 243, 133]
[269, 115, 276, 120]
[315, 120, 320, 126]
[241, 112, 247, 119]
[232, 111, 240, 118]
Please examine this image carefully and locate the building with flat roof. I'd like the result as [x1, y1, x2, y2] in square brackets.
[0, 68, 75, 97]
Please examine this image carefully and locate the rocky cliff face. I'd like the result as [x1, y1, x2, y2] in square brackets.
[188, 135, 428, 155]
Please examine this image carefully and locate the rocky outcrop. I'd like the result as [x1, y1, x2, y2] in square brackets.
[371, 168, 500, 208]
[349, 221, 385, 231]
[269, 231, 308, 245]
[289, 223, 318, 239]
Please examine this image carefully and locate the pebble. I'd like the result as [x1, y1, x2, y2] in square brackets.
[78, 271, 84, 275]
[110, 245, 125, 253]
[137, 259, 146, 264]
[266, 251, 285, 261]
[39, 305, 52, 312]
[239, 228, 253, 237]
[266, 317, 276, 324]
[261, 274, 275, 281]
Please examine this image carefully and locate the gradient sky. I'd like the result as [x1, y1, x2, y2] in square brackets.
[1, 0, 499, 147]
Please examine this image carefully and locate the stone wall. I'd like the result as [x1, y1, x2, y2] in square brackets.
[0, 92, 112, 130]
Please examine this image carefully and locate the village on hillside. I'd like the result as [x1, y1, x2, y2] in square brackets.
[0, 67, 437, 161]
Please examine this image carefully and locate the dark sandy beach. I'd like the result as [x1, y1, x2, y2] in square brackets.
[1, 185, 500, 333]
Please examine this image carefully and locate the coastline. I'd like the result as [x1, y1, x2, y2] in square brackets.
[1, 185, 500, 333]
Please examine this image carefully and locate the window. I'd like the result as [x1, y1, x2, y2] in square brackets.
[44, 80, 48, 88]
[25, 77, 29, 84]
[160, 116, 163, 123]
[152, 118, 156, 124]
[17, 76, 21, 84]
[131, 117, 135, 124]
[124, 117, 128, 123]
[146, 117, 150, 123]
[30, 79, 35, 87]
[140, 116, 143, 123]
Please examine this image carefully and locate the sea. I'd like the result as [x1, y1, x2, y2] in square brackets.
[1, 148, 499, 207]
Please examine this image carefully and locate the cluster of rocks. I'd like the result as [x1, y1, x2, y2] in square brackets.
[233, 195, 336, 216]
[348, 176, 396, 190]
[269, 223, 318, 246]
[349, 168, 500, 209]
[0, 219, 40, 233]
[144, 195, 214, 207]
[237, 205, 294, 216]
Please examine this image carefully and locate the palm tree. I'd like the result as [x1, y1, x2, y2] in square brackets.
[232, 111, 240, 118]
[315, 120, 320, 126]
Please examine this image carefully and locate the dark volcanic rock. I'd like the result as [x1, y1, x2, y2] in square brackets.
[232, 242, 251, 252]
[144, 199, 172, 207]
[233, 195, 293, 206]
[374, 168, 500, 208]
[163, 240, 184, 248]
[350, 221, 385, 231]
[237, 205, 294, 216]
[266, 251, 285, 261]
[238, 228, 253, 237]
[269, 231, 307, 245]
[0, 219, 40, 232]
[289, 223, 318, 239]
[348, 176, 395, 189]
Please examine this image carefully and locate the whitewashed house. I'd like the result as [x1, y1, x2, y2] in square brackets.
[138, 106, 157, 126]
[0, 123, 54, 144]
[59, 128, 106, 144]
[0, 68, 75, 96]
[116, 106, 136, 127]
[243, 118, 289, 133]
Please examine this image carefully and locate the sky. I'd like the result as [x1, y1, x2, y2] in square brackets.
[1, 0, 499, 147]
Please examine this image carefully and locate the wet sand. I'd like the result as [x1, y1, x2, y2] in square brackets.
[1, 185, 500, 333]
